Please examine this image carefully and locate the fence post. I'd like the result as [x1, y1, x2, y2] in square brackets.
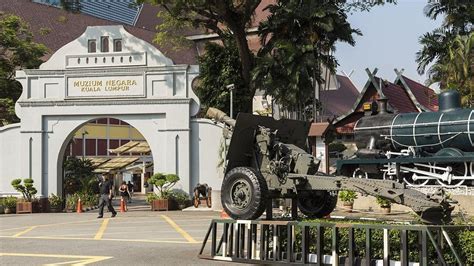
[211, 221, 217, 257]
[366, 228, 371, 265]
[228, 223, 234, 258]
[332, 227, 339, 266]
[317, 225, 325, 266]
[302, 225, 309, 264]
[222, 223, 229, 257]
[400, 229, 408, 266]
[383, 228, 390, 266]
[348, 227, 355, 266]
[420, 229, 428, 266]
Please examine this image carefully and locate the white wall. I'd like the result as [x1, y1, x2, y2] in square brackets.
[0, 25, 202, 197]
[0, 124, 22, 195]
[314, 137, 328, 173]
[190, 119, 225, 192]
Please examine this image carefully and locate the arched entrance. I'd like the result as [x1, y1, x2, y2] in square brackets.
[58, 117, 154, 197]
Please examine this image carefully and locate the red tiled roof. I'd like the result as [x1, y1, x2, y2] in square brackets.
[375, 77, 418, 113]
[400, 75, 439, 111]
[308, 122, 329, 137]
[319, 75, 360, 118]
[0, 0, 197, 64]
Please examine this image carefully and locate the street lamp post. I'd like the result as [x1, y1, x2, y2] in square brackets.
[226, 84, 235, 118]
[81, 129, 88, 160]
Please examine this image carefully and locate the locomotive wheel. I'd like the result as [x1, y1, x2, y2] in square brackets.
[297, 190, 338, 218]
[471, 162, 474, 179]
[434, 148, 467, 187]
[403, 165, 430, 187]
[221, 167, 268, 220]
[352, 168, 368, 179]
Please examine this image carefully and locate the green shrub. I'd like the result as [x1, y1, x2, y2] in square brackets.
[48, 194, 63, 209]
[292, 219, 474, 265]
[146, 192, 160, 204]
[459, 229, 474, 263]
[11, 178, 37, 202]
[170, 190, 190, 207]
[376, 196, 392, 207]
[4, 196, 17, 209]
[65, 194, 79, 210]
[148, 173, 180, 199]
[328, 142, 347, 153]
[339, 190, 357, 204]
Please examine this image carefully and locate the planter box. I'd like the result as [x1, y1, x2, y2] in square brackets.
[16, 202, 33, 214]
[151, 199, 176, 211]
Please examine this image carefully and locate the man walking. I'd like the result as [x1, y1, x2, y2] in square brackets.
[97, 174, 117, 218]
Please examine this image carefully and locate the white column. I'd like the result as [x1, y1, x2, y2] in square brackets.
[141, 161, 146, 194]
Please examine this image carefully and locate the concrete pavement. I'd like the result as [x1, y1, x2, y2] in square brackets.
[0, 208, 235, 266]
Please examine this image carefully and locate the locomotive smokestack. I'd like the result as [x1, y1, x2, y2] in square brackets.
[439, 90, 461, 112]
[377, 98, 389, 114]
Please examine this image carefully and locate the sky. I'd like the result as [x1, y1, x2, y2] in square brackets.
[335, 0, 442, 90]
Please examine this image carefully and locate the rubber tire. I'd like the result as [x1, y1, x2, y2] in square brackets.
[221, 167, 268, 220]
[297, 190, 338, 218]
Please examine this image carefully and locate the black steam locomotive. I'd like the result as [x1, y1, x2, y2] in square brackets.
[337, 90, 474, 187]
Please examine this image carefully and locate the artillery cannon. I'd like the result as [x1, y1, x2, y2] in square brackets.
[207, 108, 454, 224]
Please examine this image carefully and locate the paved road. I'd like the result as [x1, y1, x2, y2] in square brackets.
[0, 207, 235, 266]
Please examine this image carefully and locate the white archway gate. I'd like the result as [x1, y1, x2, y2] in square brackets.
[0, 25, 218, 197]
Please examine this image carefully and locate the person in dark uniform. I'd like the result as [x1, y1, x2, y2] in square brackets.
[97, 174, 117, 218]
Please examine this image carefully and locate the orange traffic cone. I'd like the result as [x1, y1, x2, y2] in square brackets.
[120, 198, 126, 213]
[76, 198, 82, 213]
[220, 209, 230, 219]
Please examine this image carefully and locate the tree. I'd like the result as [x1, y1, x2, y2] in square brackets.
[148, 173, 180, 199]
[138, 0, 389, 114]
[11, 178, 37, 202]
[63, 157, 97, 195]
[253, 0, 360, 120]
[416, 0, 473, 106]
[0, 14, 47, 126]
[139, 0, 261, 112]
[426, 33, 473, 106]
[195, 36, 252, 115]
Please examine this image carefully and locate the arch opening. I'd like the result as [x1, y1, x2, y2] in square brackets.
[57, 117, 154, 199]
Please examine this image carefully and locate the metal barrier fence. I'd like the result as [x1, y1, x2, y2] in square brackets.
[199, 219, 473, 265]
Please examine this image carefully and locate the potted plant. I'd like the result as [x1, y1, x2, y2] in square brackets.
[11, 178, 37, 213]
[339, 190, 357, 212]
[65, 193, 78, 212]
[376, 196, 392, 214]
[4, 196, 17, 214]
[171, 190, 190, 210]
[147, 173, 180, 211]
[48, 194, 63, 212]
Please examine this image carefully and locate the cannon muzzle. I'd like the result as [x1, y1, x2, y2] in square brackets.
[206, 108, 236, 128]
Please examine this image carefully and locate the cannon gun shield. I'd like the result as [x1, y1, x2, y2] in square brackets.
[225, 113, 311, 173]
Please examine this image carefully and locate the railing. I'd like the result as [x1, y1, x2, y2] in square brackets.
[199, 219, 473, 265]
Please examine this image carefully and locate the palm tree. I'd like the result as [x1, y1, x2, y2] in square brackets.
[417, 0, 473, 107]
[423, 0, 473, 34]
[426, 33, 473, 107]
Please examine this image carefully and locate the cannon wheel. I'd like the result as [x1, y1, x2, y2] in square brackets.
[297, 190, 338, 218]
[193, 190, 200, 208]
[221, 167, 268, 220]
[206, 188, 212, 208]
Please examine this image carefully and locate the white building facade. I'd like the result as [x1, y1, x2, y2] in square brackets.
[0, 26, 225, 197]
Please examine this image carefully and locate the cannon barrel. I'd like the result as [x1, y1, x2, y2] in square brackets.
[206, 108, 236, 128]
